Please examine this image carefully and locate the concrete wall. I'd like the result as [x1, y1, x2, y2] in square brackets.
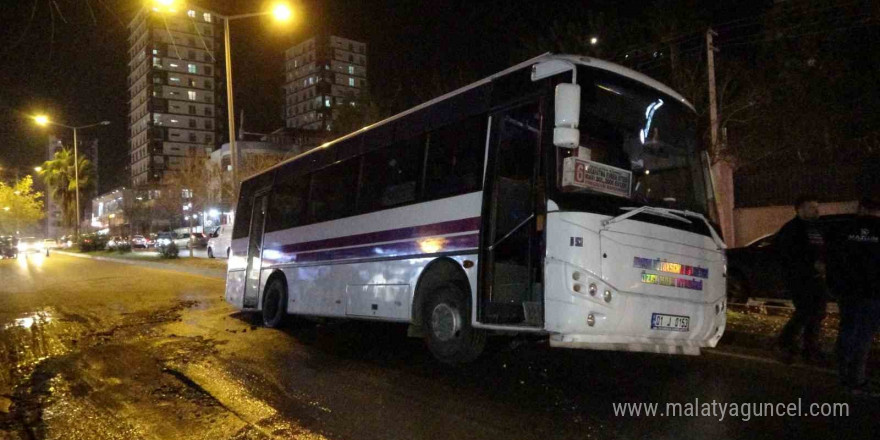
[733, 201, 858, 247]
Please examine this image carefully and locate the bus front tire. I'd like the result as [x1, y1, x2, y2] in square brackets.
[423, 284, 486, 364]
[262, 279, 287, 328]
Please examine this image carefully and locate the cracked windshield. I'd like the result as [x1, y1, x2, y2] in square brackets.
[557, 69, 709, 216]
[1, 1, 878, 440]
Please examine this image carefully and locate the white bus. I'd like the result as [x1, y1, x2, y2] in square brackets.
[225, 54, 727, 363]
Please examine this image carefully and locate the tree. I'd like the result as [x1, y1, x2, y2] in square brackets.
[38, 148, 95, 232]
[0, 176, 44, 235]
[331, 89, 383, 138]
[156, 150, 212, 226]
[207, 154, 285, 210]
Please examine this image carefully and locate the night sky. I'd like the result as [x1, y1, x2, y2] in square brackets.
[0, 0, 784, 194]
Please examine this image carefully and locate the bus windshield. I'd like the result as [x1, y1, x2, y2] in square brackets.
[555, 68, 709, 216]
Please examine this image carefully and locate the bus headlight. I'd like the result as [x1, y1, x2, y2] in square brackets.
[603, 289, 613, 303]
[587, 313, 596, 327]
[589, 283, 597, 296]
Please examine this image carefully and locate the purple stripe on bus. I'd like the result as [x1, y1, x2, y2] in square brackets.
[262, 233, 480, 265]
[273, 217, 481, 254]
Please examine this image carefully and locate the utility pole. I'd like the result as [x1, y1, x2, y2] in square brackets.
[706, 28, 719, 165]
[705, 28, 720, 225]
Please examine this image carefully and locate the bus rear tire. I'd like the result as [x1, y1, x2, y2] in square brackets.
[262, 279, 287, 328]
[423, 284, 486, 364]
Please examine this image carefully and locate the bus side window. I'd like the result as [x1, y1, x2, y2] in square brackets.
[359, 136, 423, 212]
[424, 114, 487, 200]
[266, 173, 309, 232]
[308, 159, 359, 224]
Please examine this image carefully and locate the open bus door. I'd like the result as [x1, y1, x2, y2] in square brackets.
[479, 100, 545, 327]
[242, 192, 269, 308]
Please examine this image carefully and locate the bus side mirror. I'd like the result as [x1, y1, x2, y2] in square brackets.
[554, 83, 580, 149]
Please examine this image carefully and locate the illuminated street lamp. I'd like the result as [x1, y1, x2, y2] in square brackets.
[34, 166, 42, 172]
[151, 0, 293, 189]
[34, 115, 111, 238]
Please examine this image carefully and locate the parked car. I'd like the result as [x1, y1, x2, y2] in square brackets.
[0, 236, 18, 259]
[726, 214, 855, 303]
[17, 237, 43, 254]
[156, 232, 177, 249]
[131, 235, 148, 248]
[58, 235, 75, 248]
[106, 236, 128, 250]
[207, 224, 232, 259]
[189, 233, 209, 249]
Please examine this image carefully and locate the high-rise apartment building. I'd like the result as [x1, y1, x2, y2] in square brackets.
[127, 5, 225, 187]
[283, 36, 368, 131]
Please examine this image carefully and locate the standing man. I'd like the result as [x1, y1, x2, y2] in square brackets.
[776, 195, 828, 364]
[828, 197, 880, 395]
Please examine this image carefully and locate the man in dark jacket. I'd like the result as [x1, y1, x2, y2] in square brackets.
[828, 197, 880, 395]
[775, 195, 828, 363]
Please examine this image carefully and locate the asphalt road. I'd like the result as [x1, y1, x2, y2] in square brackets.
[0, 253, 877, 440]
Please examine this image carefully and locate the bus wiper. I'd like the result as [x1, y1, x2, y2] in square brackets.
[602, 205, 692, 227]
[602, 206, 726, 250]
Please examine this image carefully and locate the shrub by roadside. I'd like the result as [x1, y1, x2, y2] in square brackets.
[160, 242, 179, 259]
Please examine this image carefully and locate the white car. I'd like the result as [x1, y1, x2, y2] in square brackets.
[206, 225, 232, 259]
[17, 237, 43, 253]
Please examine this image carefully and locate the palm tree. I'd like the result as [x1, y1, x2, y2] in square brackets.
[38, 148, 95, 232]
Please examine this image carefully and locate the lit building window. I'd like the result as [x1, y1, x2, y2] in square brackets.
[203, 13, 212, 23]
[348, 65, 354, 74]
[187, 10, 196, 18]
[325, 98, 331, 107]
[187, 64, 197, 73]
[349, 77, 355, 87]
[188, 91, 197, 100]
[169, 77, 180, 82]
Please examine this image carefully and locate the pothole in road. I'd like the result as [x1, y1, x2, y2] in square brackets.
[0, 300, 232, 439]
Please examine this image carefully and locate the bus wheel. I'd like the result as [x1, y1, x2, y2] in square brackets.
[262, 279, 287, 328]
[423, 284, 486, 364]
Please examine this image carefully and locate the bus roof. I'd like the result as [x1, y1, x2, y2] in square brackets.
[245, 53, 694, 182]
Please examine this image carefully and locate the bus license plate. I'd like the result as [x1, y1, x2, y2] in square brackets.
[651, 313, 690, 332]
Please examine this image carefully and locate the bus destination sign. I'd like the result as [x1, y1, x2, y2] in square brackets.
[562, 157, 632, 198]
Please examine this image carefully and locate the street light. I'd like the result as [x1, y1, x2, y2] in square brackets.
[33, 115, 111, 239]
[151, 1, 293, 189]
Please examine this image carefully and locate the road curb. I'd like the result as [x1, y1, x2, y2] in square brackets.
[54, 250, 225, 280]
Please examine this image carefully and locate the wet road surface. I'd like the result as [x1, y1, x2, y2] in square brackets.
[0, 253, 877, 439]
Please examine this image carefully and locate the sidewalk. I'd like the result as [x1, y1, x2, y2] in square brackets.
[54, 250, 226, 280]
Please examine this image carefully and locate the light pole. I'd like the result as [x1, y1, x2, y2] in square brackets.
[150, 1, 293, 189]
[34, 116, 111, 239]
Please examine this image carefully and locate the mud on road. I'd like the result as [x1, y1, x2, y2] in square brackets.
[0, 300, 281, 439]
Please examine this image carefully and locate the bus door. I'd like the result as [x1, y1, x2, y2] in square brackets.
[243, 192, 269, 308]
[479, 101, 544, 326]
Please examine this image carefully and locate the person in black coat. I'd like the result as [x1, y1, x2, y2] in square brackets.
[775, 195, 828, 363]
[827, 197, 880, 395]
